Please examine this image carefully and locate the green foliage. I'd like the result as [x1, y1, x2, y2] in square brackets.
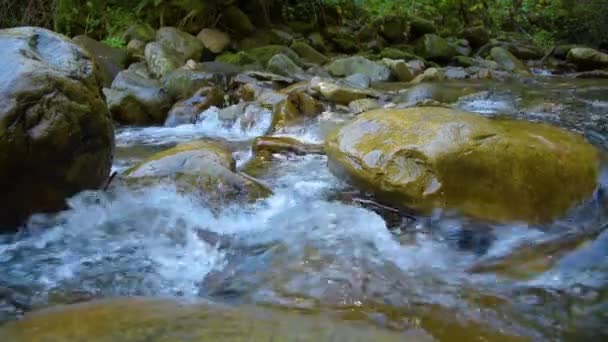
[101, 36, 126, 48]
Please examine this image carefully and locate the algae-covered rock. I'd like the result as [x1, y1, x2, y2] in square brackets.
[460, 25, 490, 48]
[415, 34, 457, 62]
[164, 87, 224, 127]
[161, 66, 224, 101]
[0, 27, 114, 228]
[126, 140, 271, 202]
[144, 42, 185, 78]
[313, 80, 377, 105]
[0, 297, 417, 341]
[123, 23, 156, 42]
[325, 56, 392, 82]
[567, 47, 608, 71]
[156, 26, 205, 61]
[126, 39, 146, 60]
[409, 16, 436, 37]
[349, 98, 381, 114]
[381, 58, 415, 82]
[223, 5, 255, 34]
[105, 69, 172, 125]
[291, 40, 329, 65]
[73, 35, 129, 87]
[271, 90, 324, 129]
[215, 51, 258, 66]
[267, 53, 304, 77]
[490, 46, 531, 76]
[197, 28, 230, 54]
[247, 45, 301, 66]
[325, 107, 598, 224]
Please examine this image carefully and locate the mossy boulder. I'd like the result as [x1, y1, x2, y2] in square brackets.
[271, 90, 324, 130]
[123, 23, 156, 42]
[291, 40, 329, 65]
[144, 42, 185, 78]
[126, 140, 271, 203]
[164, 87, 225, 127]
[409, 16, 436, 38]
[126, 39, 146, 60]
[247, 45, 301, 66]
[325, 56, 392, 82]
[196, 28, 230, 54]
[105, 69, 172, 125]
[377, 15, 410, 43]
[161, 66, 224, 101]
[156, 27, 205, 61]
[325, 107, 598, 224]
[0, 27, 114, 228]
[0, 297, 411, 341]
[460, 25, 490, 48]
[215, 51, 258, 67]
[222, 5, 255, 35]
[490, 46, 531, 76]
[415, 34, 457, 62]
[267, 53, 303, 78]
[381, 58, 414, 82]
[72, 35, 129, 87]
[567, 47, 608, 71]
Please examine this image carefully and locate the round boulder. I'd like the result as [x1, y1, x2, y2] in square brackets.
[325, 107, 598, 224]
[0, 27, 114, 229]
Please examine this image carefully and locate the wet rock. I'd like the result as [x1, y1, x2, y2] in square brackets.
[247, 45, 301, 66]
[325, 56, 391, 82]
[443, 67, 467, 80]
[0, 27, 114, 228]
[490, 47, 531, 76]
[0, 297, 412, 341]
[344, 73, 372, 88]
[223, 5, 254, 35]
[196, 28, 230, 54]
[460, 25, 491, 48]
[156, 27, 205, 61]
[272, 91, 323, 129]
[409, 67, 444, 84]
[325, 107, 598, 224]
[291, 40, 329, 65]
[144, 42, 184, 78]
[164, 87, 224, 127]
[267, 53, 304, 78]
[161, 66, 225, 101]
[126, 39, 146, 61]
[105, 69, 172, 125]
[407, 60, 426, 75]
[349, 98, 381, 114]
[253, 136, 324, 156]
[73, 35, 129, 87]
[123, 23, 155, 43]
[126, 140, 271, 202]
[567, 47, 608, 71]
[313, 80, 377, 105]
[415, 34, 456, 62]
[381, 58, 415, 82]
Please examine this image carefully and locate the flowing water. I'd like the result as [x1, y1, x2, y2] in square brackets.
[1, 76, 608, 340]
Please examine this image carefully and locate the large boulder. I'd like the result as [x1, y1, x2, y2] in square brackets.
[0, 298, 410, 341]
[156, 27, 205, 61]
[144, 42, 185, 78]
[122, 23, 155, 42]
[567, 47, 608, 71]
[291, 40, 329, 65]
[325, 107, 598, 224]
[72, 35, 129, 87]
[325, 56, 392, 82]
[161, 66, 225, 101]
[460, 25, 491, 48]
[222, 5, 254, 35]
[125, 140, 271, 203]
[415, 34, 457, 62]
[490, 46, 531, 76]
[196, 28, 230, 54]
[267, 53, 304, 78]
[0, 27, 114, 228]
[105, 69, 172, 125]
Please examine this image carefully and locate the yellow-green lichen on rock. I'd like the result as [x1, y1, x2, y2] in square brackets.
[325, 107, 599, 224]
[125, 140, 271, 203]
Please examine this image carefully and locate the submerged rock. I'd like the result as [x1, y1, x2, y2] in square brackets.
[72, 35, 129, 87]
[325, 56, 392, 82]
[105, 69, 171, 125]
[164, 87, 224, 127]
[0, 27, 114, 228]
[490, 47, 531, 76]
[325, 107, 598, 224]
[125, 140, 271, 203]
[567, 47, 608, 71]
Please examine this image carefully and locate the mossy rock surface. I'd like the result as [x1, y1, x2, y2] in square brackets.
[325, 107, 599, 224]
[72, 35, 129, 87]
[0, 27, 114, 228]
[567, 47, 608, 71]
[490, 47, 531, 76]
[0, 297, 423, 342]
[144, 42, 185, 78]
[156, 27, 205, 61]
[125, 140, 271, 203]
[247, 45, 301, 66]
[415, 34, 457, 62]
